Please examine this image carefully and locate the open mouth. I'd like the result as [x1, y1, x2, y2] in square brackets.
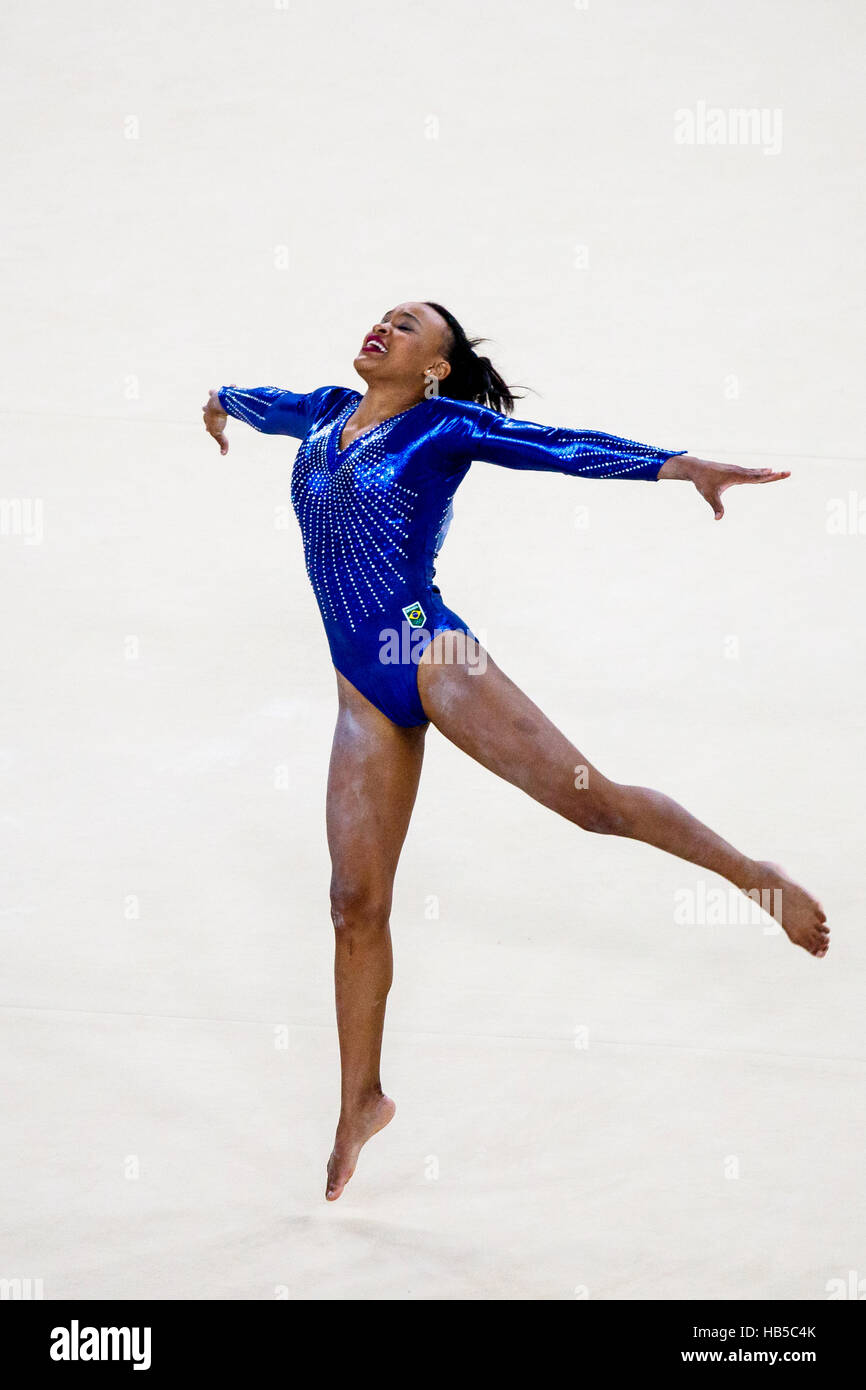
[361, 335, 387, 354]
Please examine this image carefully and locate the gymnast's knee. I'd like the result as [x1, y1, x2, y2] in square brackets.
[571, 783, 631, 836]
[329, 881, 391, 934]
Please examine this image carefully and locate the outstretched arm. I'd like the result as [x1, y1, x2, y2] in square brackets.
[455, 403, 685, 481]
[448, 402, 789, 517]
[201, 384, 330, 455]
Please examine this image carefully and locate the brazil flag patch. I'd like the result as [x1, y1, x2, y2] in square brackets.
[402, 601, 427, 628]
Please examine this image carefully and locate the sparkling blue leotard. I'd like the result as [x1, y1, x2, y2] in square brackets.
[218, 384, 685, 727]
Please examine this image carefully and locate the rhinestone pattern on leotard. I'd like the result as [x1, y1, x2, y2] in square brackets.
[290, 400, 422, 632]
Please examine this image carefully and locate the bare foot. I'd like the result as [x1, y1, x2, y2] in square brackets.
[748, 860, 829, 958]
[325, 1092, 396, 1201]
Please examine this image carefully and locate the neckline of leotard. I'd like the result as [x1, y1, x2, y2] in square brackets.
[332, 391, 430, 462]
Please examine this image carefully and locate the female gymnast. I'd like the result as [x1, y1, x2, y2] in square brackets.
[202, 300, 828, 1201]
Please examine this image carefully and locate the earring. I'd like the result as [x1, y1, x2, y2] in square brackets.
[423, 370, 440, 400]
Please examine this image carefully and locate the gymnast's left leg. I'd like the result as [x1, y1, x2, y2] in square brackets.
[416, 635, 829, 957]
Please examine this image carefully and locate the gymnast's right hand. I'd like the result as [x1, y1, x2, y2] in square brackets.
[202, 387, 231, 455]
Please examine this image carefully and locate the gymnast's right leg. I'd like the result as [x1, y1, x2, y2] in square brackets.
[324, 669, 428, 1201]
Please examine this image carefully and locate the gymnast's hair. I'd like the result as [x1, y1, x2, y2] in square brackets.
[425, 302, 520, 416]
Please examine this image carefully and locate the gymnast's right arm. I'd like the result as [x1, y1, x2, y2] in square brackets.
[201, 385, 320, 454]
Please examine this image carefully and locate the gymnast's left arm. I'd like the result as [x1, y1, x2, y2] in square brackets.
[456, 403, 790, 520]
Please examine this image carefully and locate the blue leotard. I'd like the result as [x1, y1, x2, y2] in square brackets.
[218, 384, 685, 726]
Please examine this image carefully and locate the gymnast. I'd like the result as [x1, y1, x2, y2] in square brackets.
[203, 300, 828, 1201]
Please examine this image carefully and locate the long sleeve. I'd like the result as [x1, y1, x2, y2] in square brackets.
[442, 398, 686, 481]
[217, 385, 338, 439]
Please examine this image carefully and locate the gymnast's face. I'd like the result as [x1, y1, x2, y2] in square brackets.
[354, 301, 452, 391]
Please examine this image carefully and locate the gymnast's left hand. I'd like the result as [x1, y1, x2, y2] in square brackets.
[657, 454, 791, 520]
